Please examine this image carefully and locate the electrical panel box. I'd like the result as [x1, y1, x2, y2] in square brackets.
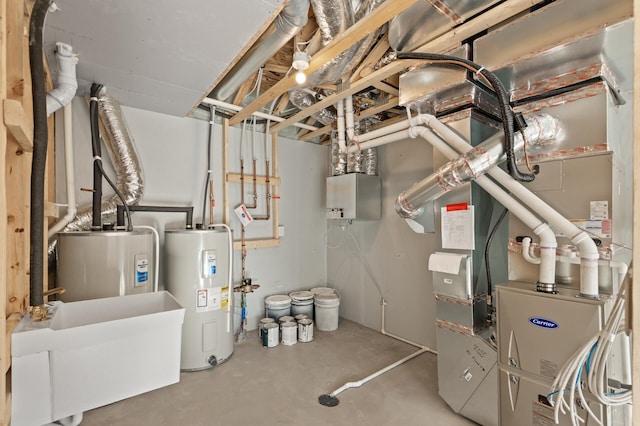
[326, 174, 381, 220]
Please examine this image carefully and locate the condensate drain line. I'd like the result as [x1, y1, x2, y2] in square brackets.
[319, 224, 436, 407]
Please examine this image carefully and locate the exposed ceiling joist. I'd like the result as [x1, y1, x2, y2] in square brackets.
[228, 0, 421, 126]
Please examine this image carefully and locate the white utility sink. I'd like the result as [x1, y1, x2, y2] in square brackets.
[12, 291, 185, 426]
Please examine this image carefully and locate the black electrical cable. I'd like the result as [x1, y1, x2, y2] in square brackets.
[89, 83, 133, 232]
[396, 52, 535, 183]
[90, 84, 103, 229]
[199, 105, 215, 228]
[28, 0, 52, 308]
[484, 207, 508, 309]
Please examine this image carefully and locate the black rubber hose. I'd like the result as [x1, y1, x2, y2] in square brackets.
[200, 105, 215, 227]
[28, 0, 52, 308]
[90, 83, 103, 229]
[484, 207, 508, 309]
[396, 52, 535, 183]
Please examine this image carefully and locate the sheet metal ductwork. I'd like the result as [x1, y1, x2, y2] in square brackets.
[210, 0, 310, 101]
[288, 0, 385, 125]
[388, 0, 501, 52]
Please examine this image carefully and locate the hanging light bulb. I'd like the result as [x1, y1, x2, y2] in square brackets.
[295, 69, 307, 84]
[292, 50, 310, 85]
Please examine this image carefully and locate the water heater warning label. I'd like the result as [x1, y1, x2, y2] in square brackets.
[134, 254, 149, 287]
[202, 250, 217, 277]
[196, 288, 222, 313]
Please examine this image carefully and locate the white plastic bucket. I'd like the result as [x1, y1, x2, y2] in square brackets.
[289, 290, 314, 318]
[309, 287, 336, 296]
[281, 321, 297, 346]
[262, 323, 279, 348]
[258, 317, 275, 339]
[314, 293, 340, 331]
[264, 295, 291, 320]
[298, 319, 314, 342]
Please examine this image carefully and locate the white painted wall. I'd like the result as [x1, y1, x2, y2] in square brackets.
[326, 138, 438, 348]
[54, 96, 328, 332]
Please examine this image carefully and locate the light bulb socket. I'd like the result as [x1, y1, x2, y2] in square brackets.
[292, 51, 310, 72]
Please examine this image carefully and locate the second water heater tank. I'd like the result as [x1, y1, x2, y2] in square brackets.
[165, 228, 234, 371]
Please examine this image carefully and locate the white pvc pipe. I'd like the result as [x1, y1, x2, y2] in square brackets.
[48, 103, 77, 237]
[521, 237, 541, 264]
[415, 127, 558, 286]
[345, 95, 355, 141]
[421, 118, 599, 297]
[201, 98, 318, 131]
[134, 226, 159, 293]
[327, 301, 435, 400]
[46, 42, 78, 117]
[336, 99, 346, 154]
[210, 224, 234, 333]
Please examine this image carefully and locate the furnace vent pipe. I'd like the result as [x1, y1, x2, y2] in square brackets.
[401, 117, 599, 298]
[407, 126, 558, 287]
[46, 42, 78, 116]
[210, 0, 310, 101]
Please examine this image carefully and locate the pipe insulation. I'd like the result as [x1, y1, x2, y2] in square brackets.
[70, 94, 144, 230]
[399, 115, 598, 297]
[289, 0, 385, 124]
[394, 114, 559, 217]
[29, 0, 52, 308]
[210, 0, 310, 101]
[46, 42, 78, 116]
[48, 93, 144, 262]
[403, 125, 558, 287]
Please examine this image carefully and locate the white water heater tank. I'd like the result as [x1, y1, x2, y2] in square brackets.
[57, 230, 155, 302]
[165, 228, 233, 371]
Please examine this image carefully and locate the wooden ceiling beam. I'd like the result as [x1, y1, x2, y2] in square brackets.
[270, 60, 415, 133]
[349, 33, 390, 84]
[372, 81, 399, 97]
[229, 0, 420, 126]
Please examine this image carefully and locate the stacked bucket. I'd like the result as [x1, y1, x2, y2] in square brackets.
[260, 287, 340, 348]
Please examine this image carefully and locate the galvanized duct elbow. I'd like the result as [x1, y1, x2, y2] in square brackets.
[210, 0, 310, 101]
[395, 114, 560, 218]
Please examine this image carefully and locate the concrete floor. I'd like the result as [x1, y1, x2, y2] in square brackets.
[82, 320, 477, 425]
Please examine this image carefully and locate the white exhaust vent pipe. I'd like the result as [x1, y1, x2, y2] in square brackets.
[46, 42, 78, 116]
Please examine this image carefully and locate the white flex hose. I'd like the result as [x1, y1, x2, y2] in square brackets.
[336, 98, 346, 154]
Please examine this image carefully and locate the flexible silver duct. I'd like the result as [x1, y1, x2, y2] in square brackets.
[48, 94, 144, 258]
[289, 0, 385, 124]
[395, 114, 560, 218]
[210, 0, 310, 101]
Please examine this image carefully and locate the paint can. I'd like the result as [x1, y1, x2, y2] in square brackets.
[289, 290, 314, 319]
[264, 295, 291, 320]
[278, 315, 295, 325]
[262, 323, 279, 348]
[294, 313, 309, 322]
[314, 293, 340, 331]
[298, 319, 314, 343]
[258, 317, 275, 339]
[281, 321, 297, 346]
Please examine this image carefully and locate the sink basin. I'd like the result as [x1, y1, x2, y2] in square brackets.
[12, 291, 185, 426]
